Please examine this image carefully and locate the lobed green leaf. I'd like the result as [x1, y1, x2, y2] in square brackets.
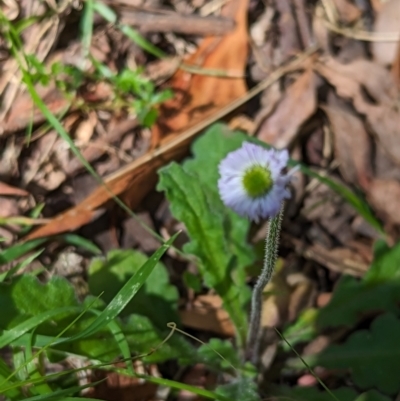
[318, 241, 400, 329]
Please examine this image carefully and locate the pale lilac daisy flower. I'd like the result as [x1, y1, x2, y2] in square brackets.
[218, 142, 293, 222]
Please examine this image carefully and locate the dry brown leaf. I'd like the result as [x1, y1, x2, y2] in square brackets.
[289, 236, 369, 276]
[313, 3, 331, 54]
[0, 197, 20, 217]
[287, 274, 316, 322]
[24, 150, 160, 239]
[305, 244, 370, 276]
[319, 57, 396, 103]
[64, 117, 138, 176]
[177, 365, 217, 401]
[391, 40, 400, 87]
[74, 112, 97, 145]
[88, 362, 158, 401]
[317, 292, 332, 308]
[0, 85, 69, 136]
[153, 0, 249, 144]
[372, 0, 400, 66]
[0, 3, 62, 125]
[22, 131, 57, 181]
[316, 57, 400, 165]
[261, 274, 291, 328]
[0, 182, 28, 197]
[23, 119, 216, 240]
[179, 294, 235, 337]
[332, 0, 362, 23]
[257, 68, 318, 147]
[275, 0, 301, 60]
[364, 105, 400, 167]
[366, 178, 400, 226]
[322, 99, 372, 189]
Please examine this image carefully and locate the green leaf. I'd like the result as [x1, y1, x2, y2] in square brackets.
[93, 1, 117, 24]
[61, 234, 101, 255]
[0, 357, 25, 399]
[215, 377, 260, 401]
[198, 338, 256, 378]
[22, 381, 103, 401]
[0, 238, 47, 266]
[0, 248, 44, 282]
[88, 248, 179, 329]
[139, 106, 158, 128]
[354, 390, 391, 401]
[183, 125, 255, 271]
[281, 308, 318, 351]
[274, 386, 357, 401]
[0, 275, 79, 330]
[80, 0, 94, 65]
[122, 314, 195, 364]
[364, 240, 400, 283]
[318, 241, 400, 329]
[183, 271, 202, 292]
[198, 338, 240, 371]
[0, 306, 80, 348]
[17, 332, 53, 396]
[40, 312, 194, 365]
[157, 125, 255, 346]
[52, 399, 104, 401]
[300, 313, 400, 395]
[56, 234, 178, 344]
[47, 399, 104, 401]
[119, 25, 165, 58]
[87, 247, 196, 364]
[135, 373, 231, 401]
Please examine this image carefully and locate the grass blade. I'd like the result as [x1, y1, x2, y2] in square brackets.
[0, 248, 44, 282]
[61, 234, 101, 255]
[0, 307, 80, 348]
[54, 233, 179, 344]
[80, 0, 94, 68]
[23, 381, 104, 401]
[0, 239, 47, 266]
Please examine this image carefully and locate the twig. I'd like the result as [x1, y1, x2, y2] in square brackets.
[319, 1, 399, 42]
[292, 0, 314, 48]
[119, 8, 235, 36]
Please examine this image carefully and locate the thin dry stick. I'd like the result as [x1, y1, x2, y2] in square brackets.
[292, 0, 314, 48]
[323, 18, 400, 41]
[319, 0, 399, 42]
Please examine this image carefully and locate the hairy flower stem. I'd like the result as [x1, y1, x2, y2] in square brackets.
[246, 204, 284, 364]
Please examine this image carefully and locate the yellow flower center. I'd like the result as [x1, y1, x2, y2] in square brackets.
[242, 165, 273, 198]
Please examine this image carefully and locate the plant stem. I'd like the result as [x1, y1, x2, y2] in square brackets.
[246, 204, 284, 364]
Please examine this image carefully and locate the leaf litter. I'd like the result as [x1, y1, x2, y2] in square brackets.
[1, 0, 400, 399]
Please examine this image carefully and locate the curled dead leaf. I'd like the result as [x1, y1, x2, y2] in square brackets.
[153, 0, 249, 144]
[366, 178, 400, 226]
[179, 294, 235, 337]
[316, 57, 400, 166]
[257, 68, 318, 147]
[372, 0, 400, 66]
[322, 99, 372, 189]
[332, 0, 362, 24]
